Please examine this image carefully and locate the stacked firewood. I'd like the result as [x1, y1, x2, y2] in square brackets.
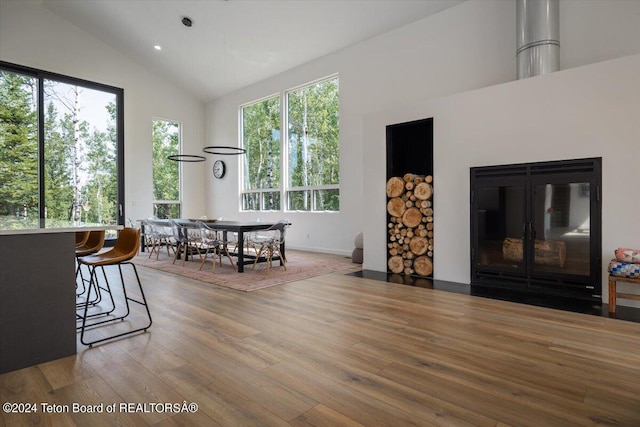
[386, 174, 434, 277]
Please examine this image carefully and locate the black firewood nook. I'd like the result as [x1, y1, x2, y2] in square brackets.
[386, 118, 434, 278]
[470, 158, 602, 302]
[386, 118, 433, 179]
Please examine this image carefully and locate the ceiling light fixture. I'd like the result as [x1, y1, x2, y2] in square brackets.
[167, 154, 205, 162]
[182, 17, 193, 27]
[202, 146, 246, 155]
[154, 45, 162, 51]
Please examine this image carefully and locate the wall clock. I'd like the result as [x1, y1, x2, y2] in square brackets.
[213, 160, 226, 179]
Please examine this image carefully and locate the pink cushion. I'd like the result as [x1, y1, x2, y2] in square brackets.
[615, 248, 640, 264]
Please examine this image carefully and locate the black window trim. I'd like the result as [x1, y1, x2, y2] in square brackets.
[0, 60, 125, 230]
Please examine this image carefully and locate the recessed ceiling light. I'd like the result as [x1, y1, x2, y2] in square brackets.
[154, 45, 162, 51]
[182, 17, 193, 27]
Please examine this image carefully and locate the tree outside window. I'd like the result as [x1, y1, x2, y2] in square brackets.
[241, 96, 281, 211]
[152, 119, 181, 218]
[240, 75, 339, 212]
[287, 76, 339, 211]
[43, 81, 118, 225]
[1, 66, 121, 232]
[0, 70, 38, 218]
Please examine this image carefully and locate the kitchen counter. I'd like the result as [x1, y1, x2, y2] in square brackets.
[0, 216, 120, 235]
[0, 219, 122, 374]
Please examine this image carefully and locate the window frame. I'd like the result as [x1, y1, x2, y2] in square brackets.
[0, 60, 125, 230]
[239, 92, 282, 211]
[240, 74, 339, 213]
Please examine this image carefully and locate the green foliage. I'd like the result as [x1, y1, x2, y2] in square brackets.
[242, 193, 260, 211]
[82, 103, 117, 224]
[43, 101, 74, 219]
[287, 77, 339, 189]
[0, 69, 119, 224]
[242, 96, 281, 191]
[242, 77, 340, 211]
[153, 202, 180, 219]
[152, 120, 180, 202]
[43, 82, 118, 223]
[0, 71, 38, 216]
[287, 190, 310, 211]
[314, 189, 340, 211]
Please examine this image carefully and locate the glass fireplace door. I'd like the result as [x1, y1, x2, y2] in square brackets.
[471, 158, 601, 301]
[473, 180, 527, 274]
[530, 179, 594, 280]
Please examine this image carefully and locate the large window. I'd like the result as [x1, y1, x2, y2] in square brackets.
[241, 75, 339, 212]
[286, 76, 339, 211]
[152, 119, 181, 218]
[0, 62, 124, 233]
[44, 81, 118, 224]
[241, 95, 281, 211]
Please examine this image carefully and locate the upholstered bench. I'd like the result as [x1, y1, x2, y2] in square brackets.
[608, 275, 640, 313]
[608, 253, 640, 313]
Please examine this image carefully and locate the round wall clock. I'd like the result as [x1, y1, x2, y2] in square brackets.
[213, 160, 226, 178]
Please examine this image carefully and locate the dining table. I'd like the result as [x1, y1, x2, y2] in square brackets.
[139, 218, 288, 272]
[175, 219, 286, 272]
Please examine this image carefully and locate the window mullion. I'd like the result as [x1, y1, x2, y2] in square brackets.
[281, 91, 288, 210]
[37, 74, 45, 219]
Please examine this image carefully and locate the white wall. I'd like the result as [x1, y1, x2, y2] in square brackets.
[0, 0, 207, 221]
[3, 0, 637, 284]
[206, 0, 640, 256]
[363, 54, 640, 305]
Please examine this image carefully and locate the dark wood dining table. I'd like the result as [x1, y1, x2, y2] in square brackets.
[175, 219, 286, 273]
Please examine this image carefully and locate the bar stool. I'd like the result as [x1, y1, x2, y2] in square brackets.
[76, 230, 106, 257]
[77, 227, 152, 347]
[75, 230, 106, 300]
[75, 230, 90, 248]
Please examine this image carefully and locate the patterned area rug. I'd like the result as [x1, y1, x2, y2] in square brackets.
[134, 249, 360, 292]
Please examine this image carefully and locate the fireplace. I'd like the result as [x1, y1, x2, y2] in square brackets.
[470, 158, 602, 302]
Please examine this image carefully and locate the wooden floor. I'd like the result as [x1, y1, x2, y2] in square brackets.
[2, 253, 640, 426]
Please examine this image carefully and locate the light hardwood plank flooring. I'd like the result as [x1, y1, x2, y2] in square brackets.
[1, 252, 639, 426]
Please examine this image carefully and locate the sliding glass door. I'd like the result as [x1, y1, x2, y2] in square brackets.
[0, 62, 124, 238]
[43, 79, 119, 225]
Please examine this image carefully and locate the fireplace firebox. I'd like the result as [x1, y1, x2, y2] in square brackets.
[470, 158, 602, 302]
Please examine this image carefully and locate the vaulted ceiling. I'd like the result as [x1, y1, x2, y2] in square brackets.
[42, 0, 464, 101]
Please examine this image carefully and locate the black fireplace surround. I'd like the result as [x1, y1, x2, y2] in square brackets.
[470, 158, 602, 302]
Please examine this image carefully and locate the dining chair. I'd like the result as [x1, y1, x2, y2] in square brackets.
[169, 220, 201, 266]
[76, 227, 152, 347]
[245, 221, 274, 256]
[126, 217, 144, 253]
[252, 220, 290, 272]
[145, 219, 174, 259]
[196, 220, 236, 271]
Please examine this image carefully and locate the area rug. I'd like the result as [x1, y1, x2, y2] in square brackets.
[133, 250, 360, 292]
